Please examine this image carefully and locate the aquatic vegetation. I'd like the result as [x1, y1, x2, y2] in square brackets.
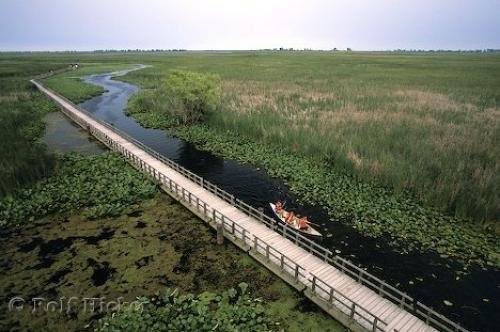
[0, 153, 157, 227]
[177, 125, 500, 267]
[0, 194, 342, 331]
[95, 285, 278, 331]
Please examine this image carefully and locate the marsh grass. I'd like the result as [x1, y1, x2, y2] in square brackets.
[43, 63, 135, 103]
[0, 60, 64, 196]
[213, 82, 499, 222]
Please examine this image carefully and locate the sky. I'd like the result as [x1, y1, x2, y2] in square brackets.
[0, 0, 499, 51]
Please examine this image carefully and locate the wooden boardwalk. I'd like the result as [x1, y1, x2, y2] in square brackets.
[33, 79, 468, 332]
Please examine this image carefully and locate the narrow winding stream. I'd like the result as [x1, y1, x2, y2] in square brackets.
[77, 67, 498, 331]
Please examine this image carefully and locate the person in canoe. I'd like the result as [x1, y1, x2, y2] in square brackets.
[298, 216, 310, 230]
[274, 200, 283, 216]
[285, 211, 295, 225]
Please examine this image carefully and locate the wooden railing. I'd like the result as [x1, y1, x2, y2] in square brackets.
[311, 273, 386, 332]
[327, 256, 467, 332]
[33, 79, 469, 332]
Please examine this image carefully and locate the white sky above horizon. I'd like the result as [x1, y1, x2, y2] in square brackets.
[0, 0, 499, 51]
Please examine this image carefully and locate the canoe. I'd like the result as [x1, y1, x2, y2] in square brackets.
[269, 203, 322, 237]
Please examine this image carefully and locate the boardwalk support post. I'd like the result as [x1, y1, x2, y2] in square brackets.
[217, 223, 224, 245]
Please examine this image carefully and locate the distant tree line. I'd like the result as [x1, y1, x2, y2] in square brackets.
[382, 49, 500, 53]
[93, 49, 187, 53]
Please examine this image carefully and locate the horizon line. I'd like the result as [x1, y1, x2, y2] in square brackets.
[1, 48, 500, 53]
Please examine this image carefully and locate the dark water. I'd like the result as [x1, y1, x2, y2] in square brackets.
[43, 112, 105, 154]
[78, 68, 498, 331]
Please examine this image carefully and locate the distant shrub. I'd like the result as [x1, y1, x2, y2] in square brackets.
[162, 70, 221, 124]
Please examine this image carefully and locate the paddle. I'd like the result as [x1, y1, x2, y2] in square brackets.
[293, 215, 321, 227]
[304, 220, 321, 227]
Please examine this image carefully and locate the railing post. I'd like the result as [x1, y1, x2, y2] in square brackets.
[257, 207, 264, 220]
[253, 237, 258, 250]
[204, 203, 207, 216]
[311, 275, 316, 294]
[265, 244, 270, 261]
[280, 255, 284, 270]
[231, 222, 235, 235]
[350, 302, 356, 318]
[188, 192, 191, 204]
[329, 288, 334, 304]
[212, 209, 216, 222]
[294, 265, 299, 281]
[372, 317, 378, 332]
